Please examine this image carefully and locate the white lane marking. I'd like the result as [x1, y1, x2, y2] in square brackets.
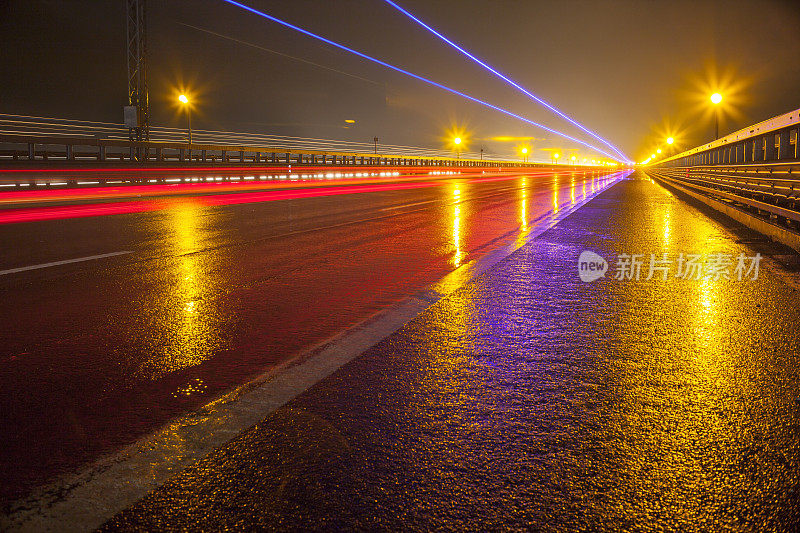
[0, 174, 628, 533]
[0, 251, 133, 276]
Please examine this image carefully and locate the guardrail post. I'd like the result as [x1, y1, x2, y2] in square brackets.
[239, 150, 245, 163]
[754, 137, 763, 162]
[28, 143, 35, 160]
[764, 135, 775, 161]
[745, 140, 753, 162]
[778, 130, 791, 159]
[99, 145, 106, 161]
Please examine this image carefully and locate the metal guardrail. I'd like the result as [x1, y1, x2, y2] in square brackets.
[0, 132, 567, 177]
[0, 133, 509, 167]
[645, 107, 800, 229]
[0, 113, 508, 164]
[653, 107, 800, 168]
[646, 164, 800, 225]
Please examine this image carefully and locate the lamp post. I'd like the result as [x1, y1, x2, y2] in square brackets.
[373, 136, 379, 154]
[178, 94, 191, 144]
[454, 137, 462, 160]
[710, 92, 722, 140]
[521, 147, 528, 163]
[553, 152, 560, 165]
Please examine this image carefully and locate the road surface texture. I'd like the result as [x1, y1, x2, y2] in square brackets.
[0, 167, 621, 503]
[99, 171, 800, 531]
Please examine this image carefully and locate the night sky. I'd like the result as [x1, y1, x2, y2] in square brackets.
[1, 0, 799, 162]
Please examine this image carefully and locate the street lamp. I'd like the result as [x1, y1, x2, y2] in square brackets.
[710, 92, 722, 140]
[373, 136, 379, 154]
[178, 94, 192, 145]
[570, 155, 577, 165]
[666, 137, 674, 145]
[521, 146, 528, 163]
[553, 152, 560, 165]
[453, 137, 462, 160]
[656, 148, 662, 154]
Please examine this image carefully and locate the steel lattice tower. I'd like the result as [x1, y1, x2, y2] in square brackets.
[126, 0, 149, 142]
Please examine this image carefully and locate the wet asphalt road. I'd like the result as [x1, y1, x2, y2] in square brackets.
[102, 172, 800, 532]
[0, 167, 620, 502]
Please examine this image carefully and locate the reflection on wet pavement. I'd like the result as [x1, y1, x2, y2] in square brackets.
[134, 202, 229, 380]
[0, 169, 621, 502]
[104, 172, 799, 531]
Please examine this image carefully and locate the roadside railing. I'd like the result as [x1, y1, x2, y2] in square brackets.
[0, 114, 524, 167]
[652, 107, 800, 168]
[0, 133, 511, 167]
[0, 113, 495, 160]
[646, 106, 800, 231]
[646, 163, 800, 226]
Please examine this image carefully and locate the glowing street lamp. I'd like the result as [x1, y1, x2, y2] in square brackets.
[178, 94, 192, 144]
[570, 155, 577, 165]
[521, 146, 528, 162]
[453, 136, 462, 160]
[553, 152, 560, 165]
[710, 92, 722, 140]
[666, 137, 674, 145]
[656, 148, 662, 154]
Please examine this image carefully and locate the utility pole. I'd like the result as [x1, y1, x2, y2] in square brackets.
[125, 0, 149, 146]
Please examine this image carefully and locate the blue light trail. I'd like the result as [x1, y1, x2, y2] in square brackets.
[382, 0, 632, 163]
[220, 0, 625, 162]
